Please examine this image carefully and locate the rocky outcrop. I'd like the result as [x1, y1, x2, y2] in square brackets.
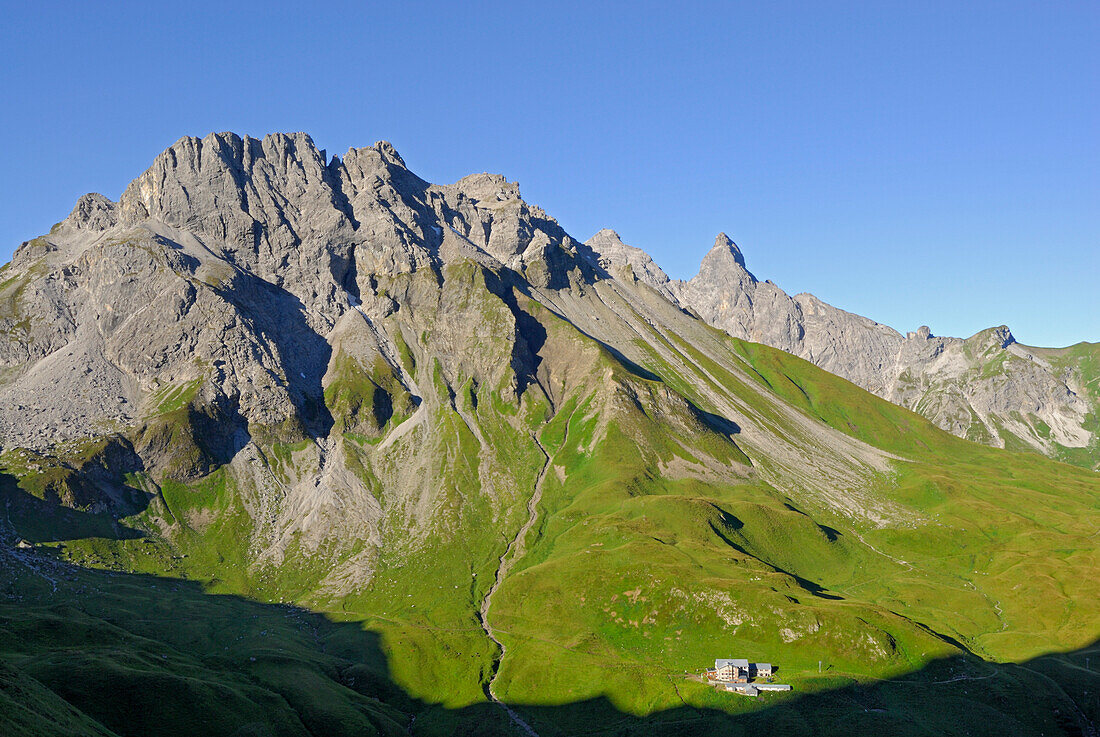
[580, 229, 679, 303]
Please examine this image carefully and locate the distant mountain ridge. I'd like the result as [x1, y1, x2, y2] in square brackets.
[585, 228, 1099, 468]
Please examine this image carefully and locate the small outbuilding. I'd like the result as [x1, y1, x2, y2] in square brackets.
[722, 683, 759, 696]
[755, 683, 791, 692]
[752, 662, 773, 678]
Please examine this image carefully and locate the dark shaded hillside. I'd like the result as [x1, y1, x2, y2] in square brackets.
[1, 546, 1096, 737]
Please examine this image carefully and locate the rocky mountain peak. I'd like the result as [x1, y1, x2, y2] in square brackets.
[0, 131, 594, 454]
[701, 232, 748, 272]
[906, 325, 934, 341]
[973, 325, 1016, 351]
[582, 228, 676, 300]
[587, 228, 625, 249]
[674, 231, 1094, 460]
[338, 140, 413, 183]
[67, 192, 118, 231]
[994, 325, 1015, 348]
[447, 172, 522, 204]
[694, 232, 752, 287]
[29, 130, 596, 335]
[115, 131, 337, 229]
[371, 140, 405, 167]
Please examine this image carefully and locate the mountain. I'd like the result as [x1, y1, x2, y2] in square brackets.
[1, 132, 1098, 737]
[586, 229, 1100, 469]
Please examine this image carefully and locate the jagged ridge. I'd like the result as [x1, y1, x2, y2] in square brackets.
[585, 229, 1099, 468]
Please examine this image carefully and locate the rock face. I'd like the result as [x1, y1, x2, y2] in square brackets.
[586, 230, 1099, 466]
[0, 132, 587, 451]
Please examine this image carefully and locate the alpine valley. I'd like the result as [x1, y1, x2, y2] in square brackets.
[1, 132, 1097, 737]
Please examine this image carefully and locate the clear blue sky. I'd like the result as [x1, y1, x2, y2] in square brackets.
[2, 1, 1096, 346]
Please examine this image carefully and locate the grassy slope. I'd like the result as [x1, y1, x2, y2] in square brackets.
[482, 301, 1099, 725]
[486, 310, 948, 715]
[0, 554, 414, 737]
[724, 339, 1100, 654]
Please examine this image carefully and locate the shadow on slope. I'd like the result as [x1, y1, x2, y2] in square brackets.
[154, 233, 336, 445]
[213, 268, 336, 441]
[0, 471, 146, 543]
[0, 550, 1096, 737]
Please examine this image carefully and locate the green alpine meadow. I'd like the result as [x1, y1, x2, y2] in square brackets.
[0, 133, 1097, 736]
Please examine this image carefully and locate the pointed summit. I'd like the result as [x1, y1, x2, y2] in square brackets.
[372, 140, 406, 168]
[586, 228, 627, 250]
[693, 232, 752, 286]
[708, 232, 747, 270]
[67, 192, 118, 231]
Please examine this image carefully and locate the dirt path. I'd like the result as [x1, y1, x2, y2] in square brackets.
[477, 433, 553, 737]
